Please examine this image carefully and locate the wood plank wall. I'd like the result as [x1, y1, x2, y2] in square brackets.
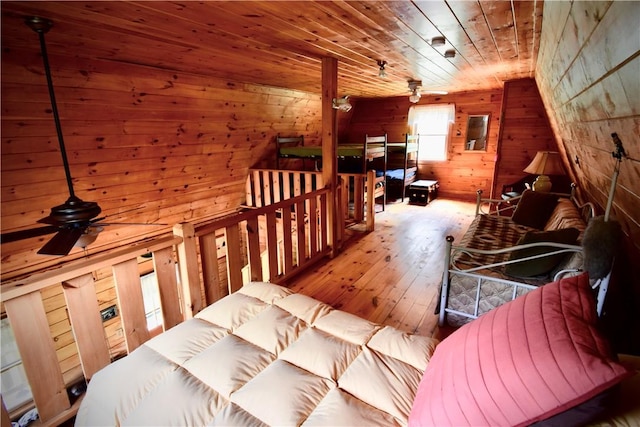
[536, 1, 640, 354]
[1, 42, 329, 281]
[493, 78, 564, 196]
[346, 89, 503, 200]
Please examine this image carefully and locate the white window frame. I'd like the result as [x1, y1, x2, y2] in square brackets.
[408, 104, 455, 161]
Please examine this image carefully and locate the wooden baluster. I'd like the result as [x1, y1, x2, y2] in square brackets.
[266, 211, 279, 281]
[225, 224, 243, 293]
[246, 216, 262, 281]
[4, 293, 70, 422]
[62, 274, 110, 379]
[112, 259, 150, 353]
[152, 247, 183, 329]
[367, 169, 376, 231]
[309, 196, 318, 256]
[282, 205, 294, 274]
[296, 199, 306, 267]
[253, 170, 263, 207]
[174, 222, 202, 317]
[199, 232, 223, 304]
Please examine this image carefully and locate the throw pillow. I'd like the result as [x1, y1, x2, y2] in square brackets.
[582, 216, 622, 279]
[408, 273, 632, 427]
[505, 227, 580, 278]
[511, 189, 559, 229]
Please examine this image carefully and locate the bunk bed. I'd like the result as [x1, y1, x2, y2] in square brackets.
[276, 134, 388, 209]
[385, 134, 419, 201]
[276, 134, 387, 174]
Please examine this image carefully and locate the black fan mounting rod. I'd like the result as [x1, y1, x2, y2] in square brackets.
[26, 16, 101, 226]
[26, 16, 76, 200]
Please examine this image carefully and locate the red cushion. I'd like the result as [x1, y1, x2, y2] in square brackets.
[409, 273, 632, 427]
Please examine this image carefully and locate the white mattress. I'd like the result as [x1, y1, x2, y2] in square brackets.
[76, 282, 438, 426]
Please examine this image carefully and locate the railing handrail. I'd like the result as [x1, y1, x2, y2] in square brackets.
[0, 235, 182, 303]
[197, 187, 330, 236]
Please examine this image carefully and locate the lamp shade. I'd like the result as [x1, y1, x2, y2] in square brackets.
[523, 151, 565, 175]
[523, 151, 565, 192]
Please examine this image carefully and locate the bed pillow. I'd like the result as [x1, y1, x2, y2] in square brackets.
[505, 227, 580, 277]
[409, 273, 632, 427]
[511, 189, 559, 229]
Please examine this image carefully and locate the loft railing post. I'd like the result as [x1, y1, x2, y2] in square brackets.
[174, 222, 202, 317]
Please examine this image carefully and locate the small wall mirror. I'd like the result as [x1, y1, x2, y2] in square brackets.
[465, 114, 490, 151]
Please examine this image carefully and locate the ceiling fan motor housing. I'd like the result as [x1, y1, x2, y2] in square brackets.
[42, 196, 102, 225]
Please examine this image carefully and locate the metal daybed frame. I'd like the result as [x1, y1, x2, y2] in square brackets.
[437, 190, 611, 327]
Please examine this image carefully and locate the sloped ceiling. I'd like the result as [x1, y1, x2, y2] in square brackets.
[1, 1, 542, 97]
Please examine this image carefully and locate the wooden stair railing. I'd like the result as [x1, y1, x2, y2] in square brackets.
[245, 168, 378, 233]
[0, 236, 183, 426]
[177, 187, 331, 305]
[0, 184, 334, 426]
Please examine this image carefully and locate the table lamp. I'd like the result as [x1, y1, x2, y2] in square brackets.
[523, 151, 565, 192]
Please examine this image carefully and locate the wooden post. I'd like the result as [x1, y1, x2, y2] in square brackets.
[174, 222, 202, 317]
[322, 56, 339, 255]
[62, 274, 111, 379]
[366, 169, 376, 232]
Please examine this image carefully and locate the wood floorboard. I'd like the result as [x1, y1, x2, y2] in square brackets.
[283, 198, 476, 342]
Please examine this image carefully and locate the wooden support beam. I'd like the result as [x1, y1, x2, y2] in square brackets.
[321, 56, 339, 255]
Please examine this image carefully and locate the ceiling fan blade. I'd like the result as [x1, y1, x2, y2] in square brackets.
[1, 226, 59, 243]
[37, 228, 84, 256]
[92, 222, 168, 226]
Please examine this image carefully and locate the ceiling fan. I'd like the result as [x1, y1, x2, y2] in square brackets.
[407, 80, 448, 103]
[0, 17, 162, 256]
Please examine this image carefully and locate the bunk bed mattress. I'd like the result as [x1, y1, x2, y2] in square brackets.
[76, 282, 438, 426]
[279, 144, 385, 158]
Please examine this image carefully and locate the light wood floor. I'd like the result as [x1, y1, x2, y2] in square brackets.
[283, 198, 477, 341]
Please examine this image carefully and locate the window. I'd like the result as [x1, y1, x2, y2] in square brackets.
[0, 318, 33, 413]
[140, 272, 163, 332]
[409, 104, 455, 161]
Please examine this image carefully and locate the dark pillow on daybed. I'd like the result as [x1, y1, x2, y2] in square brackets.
[582, 216, 622, 280]
[408, 273, 632, 427]
[505, 227, 580, 278]
[511, 189, 559, 229]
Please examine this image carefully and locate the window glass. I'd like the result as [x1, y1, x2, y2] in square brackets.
[409, 104, 455, 161]
[1, 317, 33, 412]
[140, 272, 163, 330]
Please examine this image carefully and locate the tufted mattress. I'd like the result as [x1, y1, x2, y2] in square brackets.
[76, 282, 438, 426]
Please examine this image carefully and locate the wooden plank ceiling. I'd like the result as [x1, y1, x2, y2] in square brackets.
[1, 0, 542, 97]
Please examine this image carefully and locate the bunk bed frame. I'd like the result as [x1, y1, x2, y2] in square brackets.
[276, 134, 387, 172]
[385, 134, 419, 201]
[276, 134, 388, 209]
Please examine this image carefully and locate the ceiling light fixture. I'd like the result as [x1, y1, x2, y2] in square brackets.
[431, 36, 446, 47]
[408, 80, 422, 103]
[332, 95, 352, 112]
[444, 49, 456, 59]
[377, 60, 387, 78]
